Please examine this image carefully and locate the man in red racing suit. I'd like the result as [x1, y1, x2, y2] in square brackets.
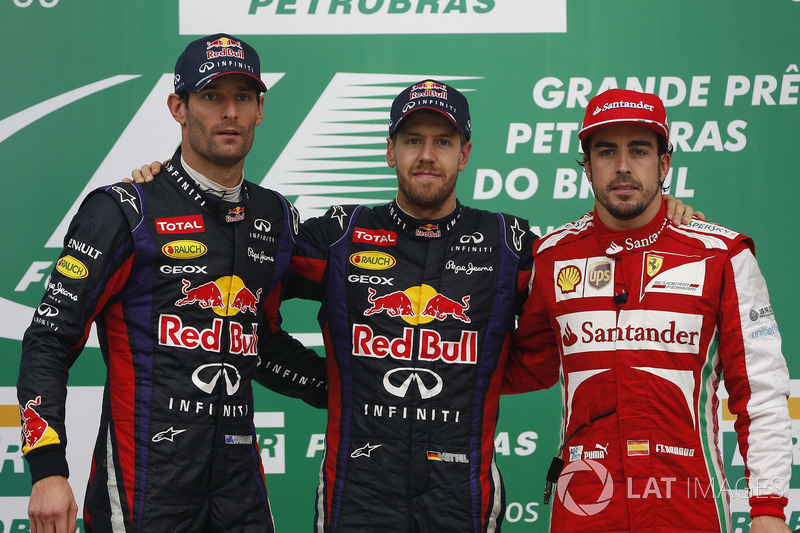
[505, 89, 792, 532]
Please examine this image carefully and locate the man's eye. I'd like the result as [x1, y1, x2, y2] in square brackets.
[203, 93, 217, 101]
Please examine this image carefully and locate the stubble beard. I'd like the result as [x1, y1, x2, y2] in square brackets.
[596, 173, 662, 221]
[186, 117, 253, 168]
[399, 167, 458, 213]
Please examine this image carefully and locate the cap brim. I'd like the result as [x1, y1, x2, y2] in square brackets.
[392, 107, 464, 137]
[578, 119, 668, 143]
[197, 72, 268, 93]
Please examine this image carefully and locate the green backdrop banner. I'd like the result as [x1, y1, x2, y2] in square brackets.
[1, 1, 798, 531]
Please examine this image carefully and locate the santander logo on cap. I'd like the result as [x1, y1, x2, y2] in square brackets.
[592, 99, 655, 116]
[579, 88, 669, 143]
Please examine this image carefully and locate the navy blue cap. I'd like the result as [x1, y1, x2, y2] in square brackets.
[389, 80, 471, 140]
[174, 33, 267, 94]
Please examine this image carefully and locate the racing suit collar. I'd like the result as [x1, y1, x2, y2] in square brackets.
[593, 199, 669, 256]
[164, 147, 251, 224]
[388, 199, 463, 239]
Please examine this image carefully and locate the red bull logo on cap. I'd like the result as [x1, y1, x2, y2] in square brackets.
[174, 275, 261, 317]
[206, 37, 245, 60]
[207, 37, 242, 49]
[411, 81, 447, 91]
[410, 81, 448, 100]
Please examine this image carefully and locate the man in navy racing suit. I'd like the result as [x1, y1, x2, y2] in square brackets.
[17, 33, 326, 533]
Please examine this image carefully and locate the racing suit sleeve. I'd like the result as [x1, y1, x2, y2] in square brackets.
[252, 195, 328, 408]
[502, 263, 561, 395]
[285, 206, 357, 302]
[17, 191, 136, 484]
[255, 317, 327, 409]
[718, 242, 792, 520]
[285, 215, 329, 303]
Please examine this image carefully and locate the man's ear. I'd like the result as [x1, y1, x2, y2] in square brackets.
[255, 94, 264, 126]
[458, 140, 472, 172]
[386, 137, 396, 169]
[659, 152, 672, 178]
[167, 93, 187, 126]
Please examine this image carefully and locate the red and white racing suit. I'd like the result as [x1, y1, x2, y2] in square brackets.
[505, 201, 791, 532]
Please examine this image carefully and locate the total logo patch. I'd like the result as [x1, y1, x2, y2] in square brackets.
[162, 240, 208, 259]
[156, 215, 205, 234]
[349, 251, 396, 270]
[353, 227, 397, 246]
[56, 255, 89, 279]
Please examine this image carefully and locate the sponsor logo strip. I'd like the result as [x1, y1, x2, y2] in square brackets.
[350, 251, 396, 270]
[162, 240, 207, 259]
[156, 215, 205, 234]
[178, 0, 567, 35]
[557, 310, 703, 356]
[56, 255, 88, 279]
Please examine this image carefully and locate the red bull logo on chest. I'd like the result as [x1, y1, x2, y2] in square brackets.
[174, 275, 262, 317]
[363, 284, 471, 325]
[352, 324, 477, 364]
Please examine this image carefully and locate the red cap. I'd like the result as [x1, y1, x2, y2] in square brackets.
[578, 89, 669, 150]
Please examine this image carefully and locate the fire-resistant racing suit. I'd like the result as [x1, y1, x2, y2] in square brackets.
[504, 201, 792, 532]
[17, 149, 327, 533]
[287, 199, 554, 532]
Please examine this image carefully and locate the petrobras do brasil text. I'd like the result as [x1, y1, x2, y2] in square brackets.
[473, 69, 800, 209]
[248, 0, 495, 15]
